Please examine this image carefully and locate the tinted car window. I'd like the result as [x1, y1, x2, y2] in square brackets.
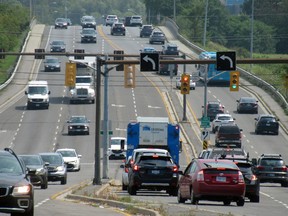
[219, 126, 240, 134]
[202, 161, 239, 169]
[261, 159, 284, 166]
[208, 104, 220, 109]
[260, 117, 276, 123]
[0, 156, 23, 173]
[41, 155, 62, 165]
[138, 156, 173, 166]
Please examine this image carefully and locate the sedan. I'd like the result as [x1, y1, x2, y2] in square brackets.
[177, 158, 245, 206]
[54, 17, 68, 29]
[67, 115, 90, 135]
[56, 148, 82, 172]
[44, 57, 61, 72]
[18, 154, 49, 189]
[50, 40, 66, 52]
[237, 97, 258, 114]
[211, 113, 235, 133]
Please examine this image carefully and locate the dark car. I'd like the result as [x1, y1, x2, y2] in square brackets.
[124, 16, 132, 26]
[237, 97, 258, 114]
[54, 17, 68, 29]
[50, 40, 66, 52]
[203, 101, 225, 121]
[111, 23, 126, 36]
[65, 18, 72, 26]
[140, 25, 153, 37]
[0, 148, 34, 215]
[215, 124, 242, 148]
[80, 28, 97, 43]
[44, 57, 61, 72]
[199, 147, 248, 159]
[254, 114, 279, 135]
[127, 153, 179, 196]
[67, 115, 90, 135]
[149, 30, 165, 44]
[162, 43, 179, 55]
[252, 154, 288, 187]
[18, 154, 49, 189]
[39, 152, 67, 185]
[81, 16, 96, 29]
[157, 56, 178, 76]
[177, 158, 245, 206]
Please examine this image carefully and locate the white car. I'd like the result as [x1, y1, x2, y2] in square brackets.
[175, 75, 196, 90]
[211, 113, 235, 133]
[105, 15, 118, 26]
[56, 148, 82, 171]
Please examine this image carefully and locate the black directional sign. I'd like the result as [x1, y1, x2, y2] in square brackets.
[140, 53, 159, 72]
[216, 51, 236, 71]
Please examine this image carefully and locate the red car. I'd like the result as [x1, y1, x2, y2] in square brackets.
[177, 158, 245, 206]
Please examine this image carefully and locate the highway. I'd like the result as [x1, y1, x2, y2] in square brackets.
[0, 23, 288, 216]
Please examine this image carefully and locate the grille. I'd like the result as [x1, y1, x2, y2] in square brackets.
[77, 88, 88, 95]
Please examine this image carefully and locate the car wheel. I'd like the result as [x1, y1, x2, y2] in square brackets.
[68, 131, 72, 135]
[177, 187, 186, 203]
[281, 181, 288, 187]
[250, 195, 260, 202]
[223, 200, 231, 206]
[61, 176, 67, 185]
[275, 131, 279, 135]
[41, 179, 48, 189]
[190, 187, 197, 204]
[122, 183, 127, 191]
[236, 197, 245, 206]
[128, 185, 137, 195]
[255, 129, 259, 134]
[168, 187, 177, 196]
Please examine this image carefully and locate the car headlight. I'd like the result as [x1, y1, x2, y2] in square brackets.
[13, 185, 31, 195]
[57, 166, 64, 171]
[36, 168, 45, 174]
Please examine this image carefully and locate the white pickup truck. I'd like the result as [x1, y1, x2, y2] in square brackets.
[69, 75, 95, 104]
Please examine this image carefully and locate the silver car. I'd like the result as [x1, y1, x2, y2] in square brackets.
[149, 30, 165, 44]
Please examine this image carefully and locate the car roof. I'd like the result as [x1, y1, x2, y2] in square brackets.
[132, 148, 169, 153]
[215, 113, 232, 118]
[39, 152, 62, 156]
[111, 137, 126, 140]
[56, 148, 76, 152]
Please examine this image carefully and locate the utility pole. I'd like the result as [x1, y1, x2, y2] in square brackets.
[182, 54, 187, 121]
[203, 0, 209, 48]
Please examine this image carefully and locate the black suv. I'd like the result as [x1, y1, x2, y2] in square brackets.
[162, 43, 179, 55]
[252, 154, 288, 187]
[203, 101, 225, 121]
[215, 124, 242, 148]
[127, 153, 178, 196]
[139, 25, 153, 37]
[254, 114, 279, 135]
[80, 28, 97, 43]
[110, 23, 126, 36]
[0, 148, 34, 215]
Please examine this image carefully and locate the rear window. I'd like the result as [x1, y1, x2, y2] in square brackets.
[218, 116, 231, 121]
[138, 156, 173, 166]
[208, 104, 220, 109]
[202, 161, 239, 169]
[219, 126, 240, 134]
[260, 159, 284, 166]
[260, 117, 276, 123]
[241, 98, 256, 103]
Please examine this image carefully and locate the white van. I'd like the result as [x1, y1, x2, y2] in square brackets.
[25, 81, 50, 109]
[108, 137, 127, 159]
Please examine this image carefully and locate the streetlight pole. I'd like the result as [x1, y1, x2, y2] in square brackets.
[203, 0, 208, 48]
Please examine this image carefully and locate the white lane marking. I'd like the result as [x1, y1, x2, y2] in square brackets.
[261, 192, 288, 209]
[148, 105, 161, 109]
[111, 104, 126, 108]
[35, 198, 50, 208]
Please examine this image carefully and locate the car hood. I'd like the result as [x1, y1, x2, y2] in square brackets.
[0, 173, 26, 187]
[68, 123, 89, 126]
[45, 63, 59, 66]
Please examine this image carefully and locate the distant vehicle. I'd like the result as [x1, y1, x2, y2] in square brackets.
[140, 25, 153, 37]
[108, 137, 127, 159]
[81, 16, 96, 29]
[129, 15, 142, 27]
[56, 148, 82, 172]
[80, 28, 97, 43]
[124, 16, 132, 26]
[252, 153, 288, 187]
[39, 152, 67, 185]
[127, 153, 178, 196]
[105, 15, 118, 26]
[177, 158, 245, 206]
[237, 97, 258, 114]
[254, 114, 279, 135]
[0, 148, 35, 215]
[67, 115, 90, 135]
[198, 51, 230, 85]
[110, 22, 126, 36]
[157, 56, 178, 76]
[198, 147, 248, 159]
[149, 30, 165, 44]
[50, 40, 66, 52]
[44, 57, 61, 72]
[215, 124, 242, 148]
[202, 101, 225, 121]
[65, 18, 72, 25]
[175, 74, 196, 90]
[212, 113, 235, 133]
[25, 80, 50, 109]
[121, 156, 132, 190]
[140, 47, 158, 53]
[55, 17, 68, 29]
[18, 154, 49, 189]
[162, 43, 179, 55]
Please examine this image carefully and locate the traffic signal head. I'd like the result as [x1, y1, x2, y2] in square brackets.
[230, 71, 239, 91]
[124, 64, 135, 88]
[181, 74, 190, 94]
[65, 62, 76, 87]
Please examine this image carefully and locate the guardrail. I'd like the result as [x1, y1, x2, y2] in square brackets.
[164, 18, 288, 113]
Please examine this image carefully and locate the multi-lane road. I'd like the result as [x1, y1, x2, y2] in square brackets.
[0, 23, 288, 216]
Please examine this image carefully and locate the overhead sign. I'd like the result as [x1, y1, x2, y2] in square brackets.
[140, 53, 159, 72]
[216, 51, 236, 71]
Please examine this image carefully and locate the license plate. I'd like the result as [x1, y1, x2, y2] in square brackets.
[151, 170, 160, 174]
[267, 173, 275, 177]
[266, 124, 270, 126]
[216, 176, 226, 182]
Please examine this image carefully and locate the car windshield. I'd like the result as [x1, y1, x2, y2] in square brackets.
[83, 18, 94, 22]
[153, 32, 163, 36]
[20, 155, 42, 166]
[41, 155, 62, 165]
[52, 41, 64, 46]
[28, 86, 48, 94]
[114, 23, 123, 27]
[58, 151, 76, 157]
[70, 116, 87, 123]
[56, 18, 66, 22]
[241, 98, 256, 103]
[0, 156, 23, 174]
[82, 29, 95, 34]
[76, 77, 92, 83]
[46, 58, 58, 63]
[218, 116, 232, 121]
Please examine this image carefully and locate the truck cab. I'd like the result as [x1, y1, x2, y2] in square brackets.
[25, 81, 50, 109]
[108, 137, 127, 159]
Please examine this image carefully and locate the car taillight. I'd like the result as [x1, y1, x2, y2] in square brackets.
[274, 166, 287, 172]
[124, 167, 129, 173]
[197, 170, 204, 182]
[172, 165, 178, 172]
[238, 171, 244, 183]
[133, 165, 139, 171]
[257, 166, 265, 170]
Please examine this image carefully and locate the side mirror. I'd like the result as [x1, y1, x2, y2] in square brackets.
[25, 91, 28, 95]
[78, 154, 82, 158]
